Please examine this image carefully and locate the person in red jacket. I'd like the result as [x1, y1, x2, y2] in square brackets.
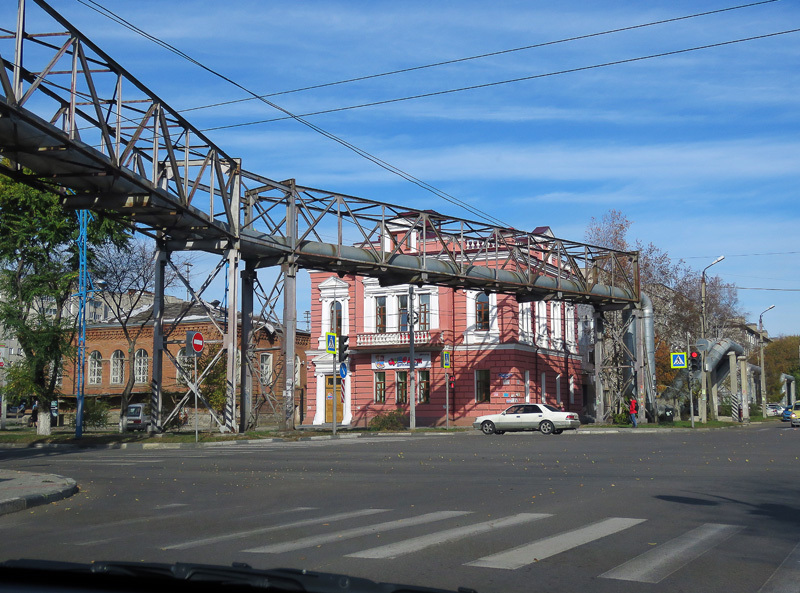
[629, 397, 639, 428]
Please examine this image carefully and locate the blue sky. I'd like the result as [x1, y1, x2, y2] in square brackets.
[11, 0, 800, 336]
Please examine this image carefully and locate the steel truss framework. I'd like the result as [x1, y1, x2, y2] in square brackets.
[0, 0, 641, 431]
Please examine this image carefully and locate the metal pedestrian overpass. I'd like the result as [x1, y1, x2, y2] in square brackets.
[0, 0, 641, 431]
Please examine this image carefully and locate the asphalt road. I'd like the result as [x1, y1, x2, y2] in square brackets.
[1, 424, 799, 593]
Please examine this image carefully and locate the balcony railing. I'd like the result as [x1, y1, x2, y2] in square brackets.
[357, 330, 440, 347]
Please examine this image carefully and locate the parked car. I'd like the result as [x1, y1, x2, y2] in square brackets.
[473, 403, 580, 435]
[766, 403, 783, 417]
[782, 407, 792, 422]
[789, 402, 800, 428]
[124, 403, 150, 431]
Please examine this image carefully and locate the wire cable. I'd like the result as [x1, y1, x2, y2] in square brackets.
[201, 27, 800, 131]
[174, 0, 781, 114]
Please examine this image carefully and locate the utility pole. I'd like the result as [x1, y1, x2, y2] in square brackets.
[700, 256, 724, 423]
[759, 305, 775, 417]
[409, 285, 416, 430]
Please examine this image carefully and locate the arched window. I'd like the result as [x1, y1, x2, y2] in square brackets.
[110, 350, 125, 384]
[177, 347, 193, 384]
[476, 293, 490, 331]
[260, 352, 273, 386]
[330, 301, 343, 334]
[88, 351, 102, 385]
[134, 349, 149, 384]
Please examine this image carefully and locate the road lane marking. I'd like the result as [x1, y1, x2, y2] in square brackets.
[466, 517, 645, 570]
[348, 513, 552, 559]
[163, 508, 389, 550]
[243, 510, 472, 554]
[758, 540, 800, 593]
[600, 523, 742, 583]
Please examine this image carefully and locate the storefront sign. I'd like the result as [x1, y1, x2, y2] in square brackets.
[372, 353, 431, 370]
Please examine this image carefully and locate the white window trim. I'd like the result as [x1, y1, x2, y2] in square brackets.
[465, 290, 499, 344]
[519, 302, 533, 344]
[551, 302, 563, 349]
[318, 277, 351, 348]
[110, 350, 125, 385]
[88, 351, 102, 385]
[134, 349, 149, 384]
[535, 301, 549, 348]
[260, 352, 274, 386]
[363, 279, 439, 334]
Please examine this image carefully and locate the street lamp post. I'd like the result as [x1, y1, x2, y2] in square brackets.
[759, 305, 775, 418]
[700, 256, 724, 423]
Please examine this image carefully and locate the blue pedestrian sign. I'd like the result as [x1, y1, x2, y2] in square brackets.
[671, 352, 687, 369]
[442, 351, 451, 369]
[340, 363, 348, 379]
[326, 332, 337, 354]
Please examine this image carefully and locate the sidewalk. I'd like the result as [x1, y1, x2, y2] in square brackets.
[0, 470, 78, 516]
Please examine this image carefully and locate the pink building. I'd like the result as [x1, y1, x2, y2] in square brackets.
[304, 222, 585, 428]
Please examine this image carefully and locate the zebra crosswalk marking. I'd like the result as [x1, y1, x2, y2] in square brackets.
[758, 540, 800, 593]
[243, 510, 472, 554]
[348, 513, 552, 559]
[163, 508, 389, 550]
[466, 517, 645, 570]
[599, 523, 742, 583]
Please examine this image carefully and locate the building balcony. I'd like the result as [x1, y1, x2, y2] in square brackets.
[357, 330, 443, 348]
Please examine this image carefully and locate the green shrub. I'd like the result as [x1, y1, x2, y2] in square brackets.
[612, 411, 631, 425]
[82, 397, 110, 428]
[369, 410, 408, 431]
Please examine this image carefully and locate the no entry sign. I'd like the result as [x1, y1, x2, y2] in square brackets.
[187, 331, 204, 355]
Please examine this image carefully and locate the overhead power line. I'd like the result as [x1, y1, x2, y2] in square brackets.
[202, 27, 800, 132]
[74, 0, 511, 228]
[736, 287, 800, 292]
[178, 0, 780, 114]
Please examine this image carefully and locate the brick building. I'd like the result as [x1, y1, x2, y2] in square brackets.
[61, 301, 310, 427]
[304, 223, 586, 427]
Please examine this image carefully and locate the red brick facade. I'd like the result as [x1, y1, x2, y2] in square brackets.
[61, 305, 310, 426]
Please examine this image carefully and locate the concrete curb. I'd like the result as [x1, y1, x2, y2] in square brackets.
[0, 470, 78, 516]
[0, 421, 766, 450]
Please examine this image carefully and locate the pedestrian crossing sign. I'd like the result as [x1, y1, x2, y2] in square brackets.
[671, 352, 687, 369]
[442, 351, 451, 368]
[326, 332, 337, 354]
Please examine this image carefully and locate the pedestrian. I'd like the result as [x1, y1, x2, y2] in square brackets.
[31, 402, 38, 429]
[629, 397, 638, 428]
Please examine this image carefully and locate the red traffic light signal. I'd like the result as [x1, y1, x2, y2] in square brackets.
[690, 350, 701, 371]
[448, 377, 455, 391]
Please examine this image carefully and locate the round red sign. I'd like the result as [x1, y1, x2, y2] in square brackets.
[191, 332, 204, 353]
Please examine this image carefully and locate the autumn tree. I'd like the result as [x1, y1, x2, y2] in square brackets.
[585, 209, 743, 416]
[761, 335, 800, 401]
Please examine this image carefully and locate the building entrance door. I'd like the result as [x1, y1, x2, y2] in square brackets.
[325, 375, 343, 423]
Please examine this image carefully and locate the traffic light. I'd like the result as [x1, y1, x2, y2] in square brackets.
[448, 376, 455, 392]
[338, 335, 350, 363]
[690, 350, 701, 371]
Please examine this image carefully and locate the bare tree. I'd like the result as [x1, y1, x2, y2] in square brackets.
[93, 238, 187, 432]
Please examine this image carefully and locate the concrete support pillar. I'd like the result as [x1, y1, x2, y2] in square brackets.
[149, 247, 167, 433]
[728, 351, 739, 421]
[239, 262, 254, 433]
[593, 312, 605, 422]
[283, 182, 298, 430]
[223, 246, 239, 433]
[739, 356, 750, 422]
[710, 367, 719, 421]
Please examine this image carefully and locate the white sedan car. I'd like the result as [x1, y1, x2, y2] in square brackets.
[473, 403, 580, 435]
